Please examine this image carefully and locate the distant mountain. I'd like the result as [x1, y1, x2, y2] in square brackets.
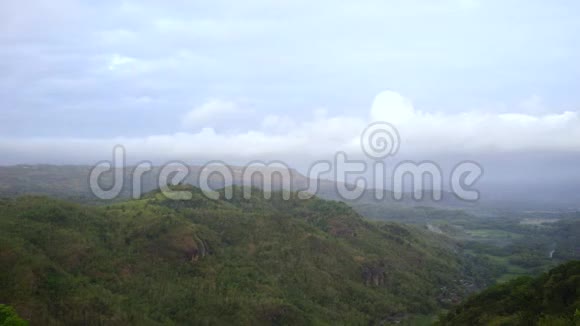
[0, 186, 493, 324]
[437, 260, 580, 325]
[0, 164, 325, 203]
[0, 164, 478, 208]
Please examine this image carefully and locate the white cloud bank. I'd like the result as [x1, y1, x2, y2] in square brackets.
[1, 91, 580, 165]
[371, 91, 580, 153]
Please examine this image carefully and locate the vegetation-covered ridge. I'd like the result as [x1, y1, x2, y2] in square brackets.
[437, 260, 580, 325]
[1, 186, 490, 325]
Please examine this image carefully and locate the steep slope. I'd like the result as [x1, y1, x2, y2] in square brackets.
[0, 187, 490, 324]
[437, 260, 580, 325]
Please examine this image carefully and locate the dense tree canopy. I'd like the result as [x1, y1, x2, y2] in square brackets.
[0, 186, 490, 324]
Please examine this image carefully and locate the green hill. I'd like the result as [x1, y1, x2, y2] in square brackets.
[0, 186, 492, 325]
[437, 260, 580, 325]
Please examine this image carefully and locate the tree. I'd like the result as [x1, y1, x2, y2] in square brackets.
[0, 305, 28, 326]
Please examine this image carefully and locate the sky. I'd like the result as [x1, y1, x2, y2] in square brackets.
[1, 0, 580, 191]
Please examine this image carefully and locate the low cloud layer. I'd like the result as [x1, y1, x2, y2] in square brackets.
[2, 91, 579, 166]
[371, 91, 580, 153]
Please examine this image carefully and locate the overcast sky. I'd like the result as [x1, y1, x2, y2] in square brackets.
[1, 0, 580, 172]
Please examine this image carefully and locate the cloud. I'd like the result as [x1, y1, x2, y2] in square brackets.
[1, 1, 580, 168]
[182, 99, 243, 129]
[108, 54, 137, 71]
[2, 90, 580, 167]
[370, 91, 580, 153]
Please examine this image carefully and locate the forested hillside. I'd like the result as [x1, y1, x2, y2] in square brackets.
[437, 260, 580, 325]
[0, 186, 491, 325]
